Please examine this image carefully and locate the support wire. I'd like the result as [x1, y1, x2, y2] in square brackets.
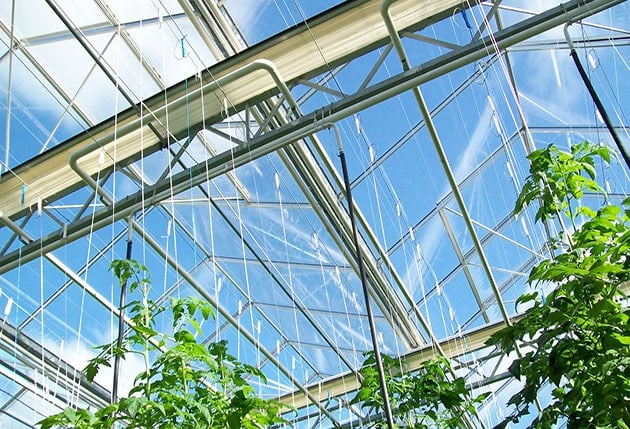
[3, 0, 16, 174]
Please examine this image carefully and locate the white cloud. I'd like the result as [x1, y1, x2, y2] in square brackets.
[42, 328, 147, 403]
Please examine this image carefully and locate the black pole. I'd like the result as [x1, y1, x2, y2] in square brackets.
[337, 146, 396, 429]
[569, 48, 630, 169]
[112, 224, 133, 402]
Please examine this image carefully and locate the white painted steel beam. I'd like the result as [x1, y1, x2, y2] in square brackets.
[0, 0, 623, 274]
[276, 317, 515, 409]
[0, 0, 467, 221]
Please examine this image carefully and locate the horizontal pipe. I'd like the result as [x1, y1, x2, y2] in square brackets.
[1, 0, 622, 271]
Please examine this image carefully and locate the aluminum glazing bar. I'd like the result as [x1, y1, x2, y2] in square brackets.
[0, 322, 110, 411]
[177, 0, 225, 61]
[276, 317, 517, 408]
[381, 0, 508, 326]
[0, 0, 622, 274]
[0, 0, 468, 220]
[93, 0, 165, 89]
[438, 209, 491, 323]
[134, 221, 343, 428]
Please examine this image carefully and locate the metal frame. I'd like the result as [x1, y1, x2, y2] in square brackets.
[0, 0, 627, 426]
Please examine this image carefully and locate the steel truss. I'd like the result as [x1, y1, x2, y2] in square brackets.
[0, 0, 627, 426]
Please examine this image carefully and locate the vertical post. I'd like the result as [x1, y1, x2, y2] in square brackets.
[564, 24, 629, 169]
[333, 126, 396, 429]
[112, 218, 134, 402]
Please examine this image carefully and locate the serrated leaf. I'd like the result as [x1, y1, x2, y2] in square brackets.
[515, 291, 538, 311]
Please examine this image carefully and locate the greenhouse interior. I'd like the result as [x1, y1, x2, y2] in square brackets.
[0, 0, 628, 427]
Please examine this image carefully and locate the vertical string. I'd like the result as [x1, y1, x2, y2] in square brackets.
[314, 231, 354, 389]
[161, 2, 178, 297]
[183, 75, 199, 279]
[138, 0, 146, 269]
[38, 210, 45, 418]
[196, 71, 221, 342]
[414, 241, 435, 354]
[392, 200, 411, 370]
[275, 171, 303, 377]
[3, 0, 16, 174]
[226, 101, 253, 361]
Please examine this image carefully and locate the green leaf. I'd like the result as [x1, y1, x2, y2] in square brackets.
[508, 359, 521, 379]
[487, 142, 630, 429]
[612, 334, 630, 345]
[174, 329, 196, 343]
[515, 291, 538, 311]
[590, 298, 620, 314]
[38, 259, 287, 429]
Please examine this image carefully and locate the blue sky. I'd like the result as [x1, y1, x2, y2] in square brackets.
[0, 1, 628, 427]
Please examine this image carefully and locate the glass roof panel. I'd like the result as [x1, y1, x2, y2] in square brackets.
[0, 0, 628, 427]
[224, 0, 345, 45]
[0, 0, 66, 40]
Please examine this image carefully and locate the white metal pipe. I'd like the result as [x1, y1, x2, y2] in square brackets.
[4, 0, 620, 276]
[67, 59, 342, 427]
[68, 58, 295, 204]
[381, 0, 511, 327]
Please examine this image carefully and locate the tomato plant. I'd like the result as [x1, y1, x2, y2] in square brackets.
[488, 142, 630, 428]
[39, 260, 288, 429]
[351, 352, 486, 428]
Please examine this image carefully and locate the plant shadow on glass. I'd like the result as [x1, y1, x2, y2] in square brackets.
[487, 141, 630, 428]
[39, 259, 289, 429]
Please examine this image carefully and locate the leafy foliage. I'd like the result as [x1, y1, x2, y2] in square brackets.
[351, 352, 487, 428]
[514, 142, 610, 223]
[488, 142, 630, 428]
[39, 260, 288, 429]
